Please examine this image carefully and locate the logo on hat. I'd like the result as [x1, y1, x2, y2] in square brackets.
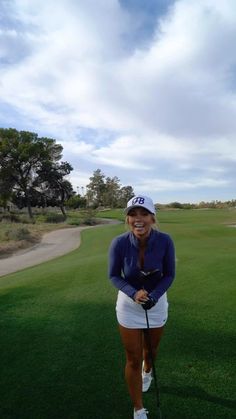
[132, 197, 145, 206]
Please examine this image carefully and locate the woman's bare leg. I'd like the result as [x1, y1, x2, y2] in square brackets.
[142, 326, 164, 372]
[118, 325, 143, 411]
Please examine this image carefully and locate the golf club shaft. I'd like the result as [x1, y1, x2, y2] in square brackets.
[145, 309, 162, 419]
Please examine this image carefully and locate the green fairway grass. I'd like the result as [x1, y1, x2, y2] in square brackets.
[0, 209, 235, 418]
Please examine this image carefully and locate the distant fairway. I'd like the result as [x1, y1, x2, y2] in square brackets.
[0, 209, 235, 419]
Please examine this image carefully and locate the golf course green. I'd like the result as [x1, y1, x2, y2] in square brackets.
[0, 208, 235, 418]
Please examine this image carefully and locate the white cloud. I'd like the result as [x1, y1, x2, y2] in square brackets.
[1, 0, 236, 202]
[136, 176, 229, 193]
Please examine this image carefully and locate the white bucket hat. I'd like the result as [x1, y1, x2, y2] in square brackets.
[125, 195, 156, 215]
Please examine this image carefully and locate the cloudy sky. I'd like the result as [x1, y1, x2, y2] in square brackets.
[1, 0, 236, 204]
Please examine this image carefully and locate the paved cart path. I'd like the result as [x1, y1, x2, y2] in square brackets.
[0, 220, 120, 277]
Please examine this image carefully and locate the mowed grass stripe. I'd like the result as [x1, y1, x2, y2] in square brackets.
[0, 210, 235, 419]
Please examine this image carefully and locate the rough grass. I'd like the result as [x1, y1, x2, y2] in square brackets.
[0, 209, 235, 418]
[0, 222, 70, 257]
[0, 209, 100, 257]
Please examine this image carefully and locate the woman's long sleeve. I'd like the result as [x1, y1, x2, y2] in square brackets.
[149, 236, 175, 301]
[108, 238, 137, 298]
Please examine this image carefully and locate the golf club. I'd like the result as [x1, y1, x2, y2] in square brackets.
[139, 269, 163, 418]
[144, 308, 162, 419]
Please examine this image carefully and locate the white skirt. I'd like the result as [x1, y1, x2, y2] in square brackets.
[116, 290, 169, 329]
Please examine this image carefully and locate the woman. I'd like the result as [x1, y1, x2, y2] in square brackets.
[108, 195, 175, 419]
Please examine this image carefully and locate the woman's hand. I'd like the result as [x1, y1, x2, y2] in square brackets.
[133, 289, 149, 304]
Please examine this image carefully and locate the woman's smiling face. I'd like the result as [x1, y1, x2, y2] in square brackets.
[127, 207, 155, 239]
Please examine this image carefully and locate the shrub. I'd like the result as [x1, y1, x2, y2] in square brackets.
[4, 227, 31, 241]
[81, 209, 97, 225]
[83, 217, 96, 225]
[35, 214, 48, 223]
[19, 215, 32, 224]
[45, 213, 66, 223]
[0, 214, 21, 223]
[67, 219, 81, 226]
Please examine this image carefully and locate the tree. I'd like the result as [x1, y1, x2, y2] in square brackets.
[103, 176, 121, 207]
[86, 169, 106, 207]
[11, 188, 44, 209]
[66, 194, 87, 209]
[117, 186, 135, 207]
[0, 176, 14, 210]
[36, 161, 74, 218]
[86, 168, 135, 208]
[0, 128, 70, 219]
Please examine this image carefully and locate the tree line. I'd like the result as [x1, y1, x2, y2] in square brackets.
[161, 200, 236, 209]
[1, 128, 235, 221]
[84, 168, 134, 208]
[65, 168, 135, 210]
[0, 128, 134, 220]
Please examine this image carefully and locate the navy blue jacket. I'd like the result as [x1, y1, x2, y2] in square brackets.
[108, 229, 175, 302]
